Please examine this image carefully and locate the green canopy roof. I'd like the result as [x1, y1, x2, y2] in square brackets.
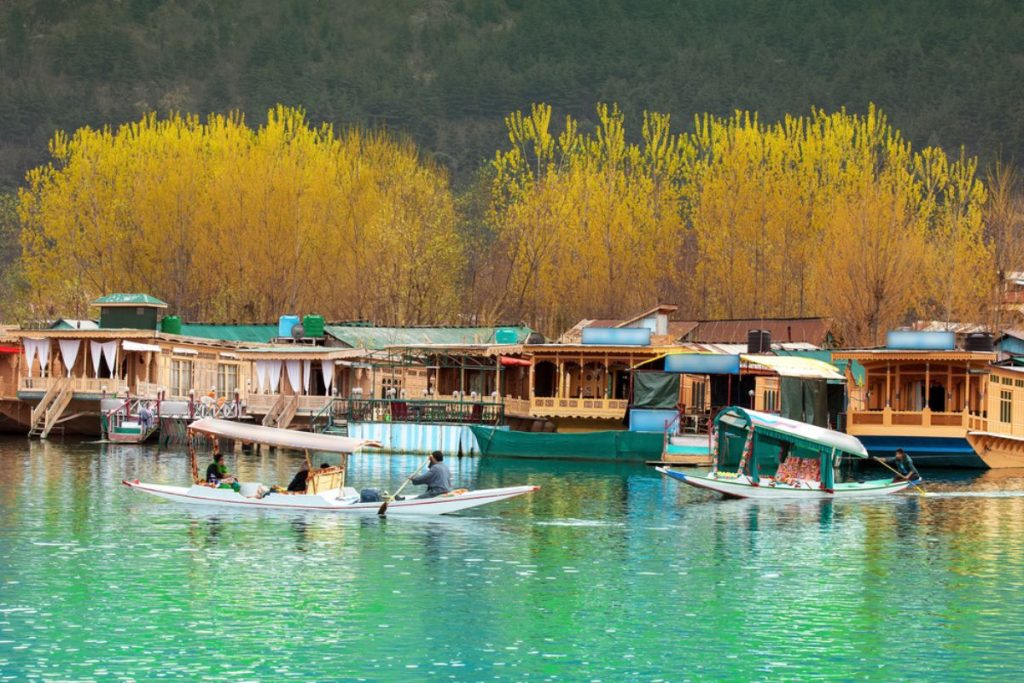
[324, 324, 534, 350]
[177, 324, 279, 343]
[91, 293, 168, 307]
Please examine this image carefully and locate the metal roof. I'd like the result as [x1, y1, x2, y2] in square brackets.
[681, 318, 834, 345]
[178, 324, 279, 343]
[91, 293, 168, 307]
[325, 325, 534, 350]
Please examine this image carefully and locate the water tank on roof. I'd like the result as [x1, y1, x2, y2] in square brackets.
[161, 315, 182, 335]
[495, 328, 518, 344]
[279, 315, 300, 338]
[965, 332, 994, 352]
[303, 315, 325, 338]
[747, 329, 771, 354]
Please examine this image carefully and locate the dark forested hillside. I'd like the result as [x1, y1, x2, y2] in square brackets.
[1, 0, 1024, 191]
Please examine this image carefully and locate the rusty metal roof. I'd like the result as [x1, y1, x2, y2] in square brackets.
[680, 318, 834, 345]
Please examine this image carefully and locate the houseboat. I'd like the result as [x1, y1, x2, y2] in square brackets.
[965, 362, 1024, 468]
[834, 330, 995, 468]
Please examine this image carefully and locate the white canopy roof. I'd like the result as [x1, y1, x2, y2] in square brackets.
[740, 354, 844, 380]
[122, 340, 161, 352]
[188, 418, 378, 453]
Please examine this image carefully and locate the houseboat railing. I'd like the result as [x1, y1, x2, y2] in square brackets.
[20, 376, 129, 395]
[309, 397, 506, 429]
[847, 408, 987, 431]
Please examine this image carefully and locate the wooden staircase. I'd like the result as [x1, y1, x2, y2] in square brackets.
[28, 377, 74, 439]
[262, 394, 299, 429]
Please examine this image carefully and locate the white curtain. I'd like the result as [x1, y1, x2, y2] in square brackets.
[255, 361, 268, 393]
[37, 340, 51, 377]
[101, 341, 118, 378]
[23, 339, 42, 377]
[286, 360, 301, 395]
[268, 361, 282, 393]
[90, 341, 103, 377]
[321, 360, 335, 395]
[302, 361, 311, 394]
[58, 340, 81, 377]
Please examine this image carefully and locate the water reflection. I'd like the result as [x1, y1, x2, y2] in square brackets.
[3, 438, 1024, 681]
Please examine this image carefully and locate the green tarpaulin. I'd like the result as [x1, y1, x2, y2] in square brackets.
[633, 372, 680, 409]
[781, 377, 828, 427]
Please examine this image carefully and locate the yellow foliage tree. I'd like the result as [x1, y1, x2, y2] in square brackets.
[17, 106, 463, 324]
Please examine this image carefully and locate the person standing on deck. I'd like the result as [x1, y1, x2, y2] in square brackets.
[882, 448, 921, 482]
[409, 451, 452, 498]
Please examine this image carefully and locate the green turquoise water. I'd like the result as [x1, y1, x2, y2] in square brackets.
[2, 438, 1024, 681]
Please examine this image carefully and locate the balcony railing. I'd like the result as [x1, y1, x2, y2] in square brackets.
[846, 408, 985, 434]
[245, 393, 337, 415]
[19, 376, 129, 395]
[528, 396, 629, 419]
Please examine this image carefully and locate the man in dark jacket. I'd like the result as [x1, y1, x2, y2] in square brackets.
[409, 451, 452, 498]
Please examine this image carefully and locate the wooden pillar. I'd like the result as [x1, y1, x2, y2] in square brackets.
[946, 364, 952, 413]
[885, 363, 891, 408]
[966, 364, 972, 413]
[528, 359, 536, 400]
[557, 359, 564, 398]
[925, 362, 930, 410]
[495, 356, 502, 399]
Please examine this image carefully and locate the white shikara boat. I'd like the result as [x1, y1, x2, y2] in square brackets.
[657, 407, 911, 500]
[123, 418, 539, 515]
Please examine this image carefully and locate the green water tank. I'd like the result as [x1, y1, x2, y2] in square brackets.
[161, 315, 182, 335]
[303, 314, 325, 338]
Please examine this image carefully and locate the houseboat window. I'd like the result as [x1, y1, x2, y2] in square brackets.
[1016, 380, 1024, 388]
[991, 375, 999, 383]
[1000, 390, 1012, 424]
[171, 359, 193, 397]
[217, 363, 238, 397]
[1002, 377, 1013, 385]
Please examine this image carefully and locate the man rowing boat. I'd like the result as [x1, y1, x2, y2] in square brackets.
[408, 451, 452, 498]
[882, 448, 922, 483]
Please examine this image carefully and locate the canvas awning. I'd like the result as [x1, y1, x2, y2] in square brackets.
[500, 356, 531, 367]
[188, 418, 379, 453]
[0, 345, 19, 354]
[122, 340, 161, 352]
[172, 347, 199, 356]
[740, 354, 843, 380]
[719, 407, 868, 458]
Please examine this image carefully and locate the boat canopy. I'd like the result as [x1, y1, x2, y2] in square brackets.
[739, 354, 844, 380]
[188, 418, 375, 453]
[717, 407, 868, 458]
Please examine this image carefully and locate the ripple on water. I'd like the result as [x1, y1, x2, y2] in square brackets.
[2, 440, 1024, 679]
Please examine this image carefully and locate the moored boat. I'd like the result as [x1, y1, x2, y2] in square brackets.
[123, 418, 539, 515]
[657, 406, 910, 499]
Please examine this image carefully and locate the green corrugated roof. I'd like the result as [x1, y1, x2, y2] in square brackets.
[324, 325, 534, 350]
[178, 324, 279, 343]
[92, 293, 168, 306]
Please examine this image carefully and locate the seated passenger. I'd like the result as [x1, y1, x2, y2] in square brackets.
[206, 453, 239, 491]
[287, 468, 309, 492]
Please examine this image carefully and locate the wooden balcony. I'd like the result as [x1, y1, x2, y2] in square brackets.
[19, 376, 129, 396]
[517, 396, 629, 420]
[245, 393, 332, 415]
[846, 408, 985, 438]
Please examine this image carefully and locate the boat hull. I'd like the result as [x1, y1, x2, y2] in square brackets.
[656, 468, 910, 499]
[122, 480, 538, 515]
[966, 431, 1024, 469]
[856, 435, 986, 469]
[469, 425, 664, 462]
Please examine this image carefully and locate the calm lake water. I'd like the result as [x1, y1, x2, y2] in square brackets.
[2, 438, 1024, 682]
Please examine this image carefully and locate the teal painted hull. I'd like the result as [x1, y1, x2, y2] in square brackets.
[468, 425, 663, 462]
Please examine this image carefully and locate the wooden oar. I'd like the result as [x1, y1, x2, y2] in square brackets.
[378, 458, 429, 516]
[873, 457, 926, 495]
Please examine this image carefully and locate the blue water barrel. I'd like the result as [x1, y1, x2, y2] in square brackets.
[279, 315, 300, 338]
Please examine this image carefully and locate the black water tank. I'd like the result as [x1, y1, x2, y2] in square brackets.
[747, 329, 771, 353]
[965, 332, 994, 352]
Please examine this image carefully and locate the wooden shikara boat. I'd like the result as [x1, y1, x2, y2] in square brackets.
[657, 407, 910, 499]
[123, 418, 539, 515]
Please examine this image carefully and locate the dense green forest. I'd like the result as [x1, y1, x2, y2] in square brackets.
[3, 0, 1024, 190]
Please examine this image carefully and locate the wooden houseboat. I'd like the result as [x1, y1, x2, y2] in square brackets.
[965, 363, 1024, 468]
[834, 331, 995, 468]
